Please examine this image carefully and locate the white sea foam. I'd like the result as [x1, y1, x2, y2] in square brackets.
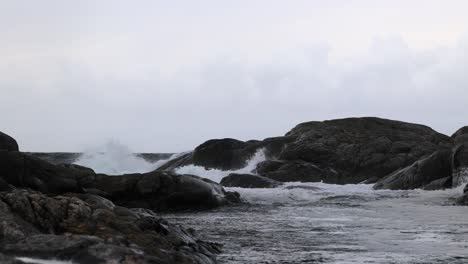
[16, 257, 74, 264]
[74, 140, 177, 175]
[174, 148, 267, 183]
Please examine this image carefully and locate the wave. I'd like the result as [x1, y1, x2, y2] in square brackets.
[73, 140, 176, 175]
[175, 148, 267, 183]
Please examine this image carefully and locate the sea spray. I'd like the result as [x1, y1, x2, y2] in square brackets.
[175, 148, 267, 183]
[74, 140, 177, 175]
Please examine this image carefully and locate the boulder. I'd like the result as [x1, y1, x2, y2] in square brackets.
[452, 126, 468, 145]
[373, 150, 453, 190]
[220, 173, 281, 188]
[0, 189, 220, 264]
[280, 117, 452, 183]
[93, 172, 241, 211]
[0, 131, 19, 151]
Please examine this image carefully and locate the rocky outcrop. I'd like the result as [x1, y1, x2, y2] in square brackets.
[0, 132, 18, 151]
[0, 150, 240, 212]
[220, 173, 281, 188]
[278, 118, 452, 184]
[0, 189, 220, 264]
[159, 118, 452, 185]
[0, 131, 241, 263]
[452, 127, 468, 186]
[373, 150, 453, 190]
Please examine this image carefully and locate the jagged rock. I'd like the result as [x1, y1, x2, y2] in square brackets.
[0, 131, 19, 151]
[373, 150, 453, 190]
[220, 173, 281, 188]
[256, 160, 340, 183]
[0, 189, 220, 264]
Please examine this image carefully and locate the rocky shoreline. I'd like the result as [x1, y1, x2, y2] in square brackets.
[1, 117, 468, 263]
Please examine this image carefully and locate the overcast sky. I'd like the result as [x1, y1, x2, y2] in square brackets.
[1, 0, 468, 152]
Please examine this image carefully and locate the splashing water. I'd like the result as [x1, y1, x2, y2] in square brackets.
[175, 148, 267, 183]
[74, 140, 177, 175]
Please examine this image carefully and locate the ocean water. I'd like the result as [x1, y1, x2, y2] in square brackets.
[72, 146, 468, 263]
[165, 183, 468, 264]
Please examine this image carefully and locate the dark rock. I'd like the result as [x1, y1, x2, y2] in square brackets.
[423, 176, 453, 190]
[157, 152, 194, 171]
[452, 143, 468, 186]
[0, 151, 240, 212]
[0, 131, 19, 151]
[256, 160, 340, 183]
[0, 189, 220, 264]
[452, 126, 468, 144]
[373, 150, 453, 190]
[284, 185, 321, 191]
[157, 136, 295, 172]
[93, 172, 240, 211]
[0, 151, 88, 194]
[160, 118, 452, 184]
[280, 117, 452, 183]
[192, 138, 256, 170]
[220, 173, 281, 188]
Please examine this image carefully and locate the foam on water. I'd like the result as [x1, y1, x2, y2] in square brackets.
[16, 257, 74, 264]
[74, 140, 177, 175]
[175, 148, 266, 183]
[164, 183, 468, 263]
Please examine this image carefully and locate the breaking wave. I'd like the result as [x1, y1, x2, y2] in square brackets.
[74, 140, 177, 175]
[175, 148, 267, 183]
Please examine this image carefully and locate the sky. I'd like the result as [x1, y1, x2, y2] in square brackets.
[1, 0, 468, 152]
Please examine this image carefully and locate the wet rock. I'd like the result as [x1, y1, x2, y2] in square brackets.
[220, 173, 282, 188]
[452, 127, 468, 186]
[284, 185, 321, 191]
[373, 150, 453, 190]
[0, 189, 220, 264]
[256, 160, 340, 183]
[423, 176, 453, 190]
[0, 151, 240, 212]
[160, 118, 452, 184]
[0, 131, 19, 151]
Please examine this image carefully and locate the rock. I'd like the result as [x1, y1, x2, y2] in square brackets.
[93, 172, 241, 211]
[220, 173, 281, 188]
[284, 185, 321, 191]
[423, 176, 453, 190]
[0, 189, 220, 264]
[256, 160, 340, 183]
[280, 117, 452, 183]
[160, 118, 452, 184]
[158, 136, 295, 171]
[0, 151, 240, 212]
[452, 126, 468, 145]
[0, 151, 88, 194]
[373, 150, 453, 190]
[0, 131, 19, 151]
[452, 143, 468, 186]
[451, 127, 468, 186]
